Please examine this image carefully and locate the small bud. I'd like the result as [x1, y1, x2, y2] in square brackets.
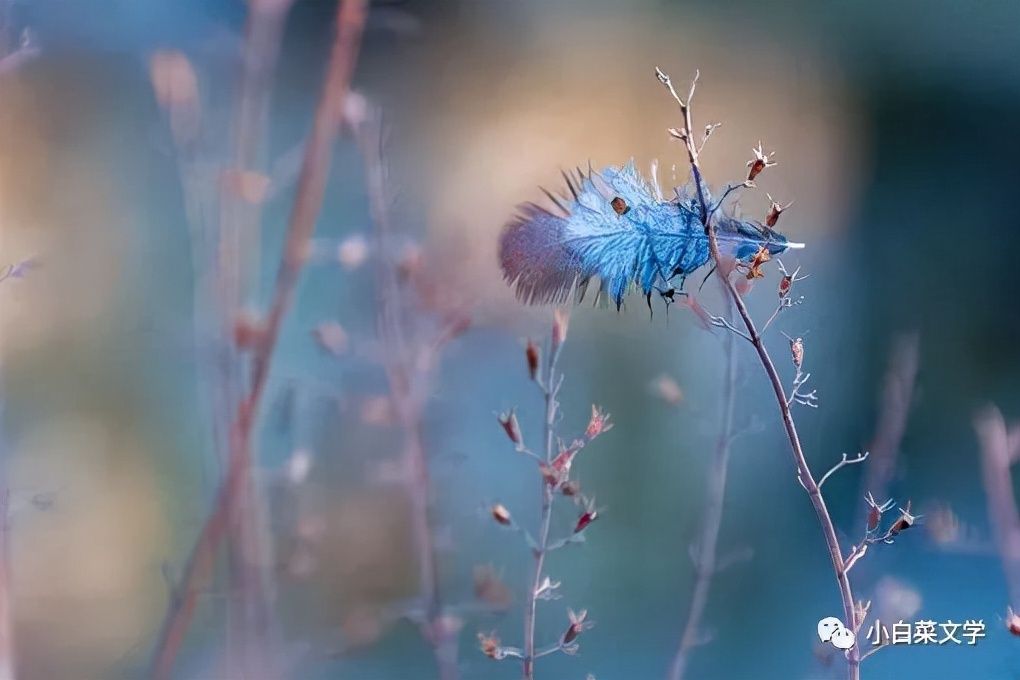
[525, 340, 540, 381]
[1006, 607, 1020, 637]
[552, 308, 569, 350]
[779, 274, 793, 298]
[498, 410, 523, 448]
[765, 193, 794, 228]
[478, 631, 503, 659]
[562, 608, 593, 645]
[888, 502, 919, 537]
[585, 404, 612, 440]
[864, 492, 895, 533]
[491, 503, 512, 526]
[574, 509, 598, 533]
[746, 141, 777, 181]
[574, 496, 600, 533]
[561, 479, 581, 497]
[744, 245, 771, 280]
[867, 505, 881, 533]
[788, 336, 804, 370]
[234, 308, 265, 350]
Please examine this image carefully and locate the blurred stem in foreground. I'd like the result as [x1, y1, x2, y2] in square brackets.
[147, 1, 367, 678]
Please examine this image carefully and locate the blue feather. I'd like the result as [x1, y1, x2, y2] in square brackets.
[499, 160, 802, 309]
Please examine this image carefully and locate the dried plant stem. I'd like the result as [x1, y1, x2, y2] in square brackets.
[975, 406, 1020, 610]
[148, 3, 367, 678]
[655, 67, 861, 679]
[356, 114, 460, 680]
[522, 333, 564, 680]
[668, 317, 737, 680]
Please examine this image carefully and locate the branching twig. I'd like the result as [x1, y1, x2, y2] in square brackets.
[655, 66, 862, 679]
[522, 321, 566, 680]
[355, 107, 462, 680]
[819, 452, 870, 490]
[147, 3, 367, 678]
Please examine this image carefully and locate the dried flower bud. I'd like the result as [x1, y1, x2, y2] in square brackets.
[498, 410, 523, 447]
[574, 496, 600, 533]
[574, 509, 598, 533]
[525, 340, 540, 381]
[765, 193, 794, 228]
[585, 404, 612, 440]
[491, 503, 512, 526]
[888, 502, 918, 537]
[561, 479, 581, 497]
[478, 631, 503, 659]
[562, 608, 593, 645]
[234, 308, 265, 350]
[552, 308, 569, 350]
[867, 504, 881, 533]
[744, 245, 771, 280]
[788, 336, 804, 370]
[746, 141, 777, 181]
[1006, 607, 1020, 637]
[779, 274, 793, 298]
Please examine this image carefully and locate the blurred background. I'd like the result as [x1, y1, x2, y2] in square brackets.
[2, 0, 1020, 679]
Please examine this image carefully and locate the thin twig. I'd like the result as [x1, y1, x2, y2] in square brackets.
[818, 452, 869, 490]
[655, 66, 861, 680]
[668, 300, 738, 680]
[147, 4, 367, 678]
[356, 110, 460, 680]
[523, 324, 566, 680]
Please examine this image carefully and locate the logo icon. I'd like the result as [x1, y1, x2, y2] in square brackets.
[818, 616, 856, 650]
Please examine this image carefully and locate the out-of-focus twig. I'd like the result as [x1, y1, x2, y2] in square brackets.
[667, 301, 738, 680]
[355, 108, 465, 680]
[857, 333, 919, 533]
[217, 2, 292, 674]
[975, 406, 1020, 610]
[147, 2, 367, 678]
